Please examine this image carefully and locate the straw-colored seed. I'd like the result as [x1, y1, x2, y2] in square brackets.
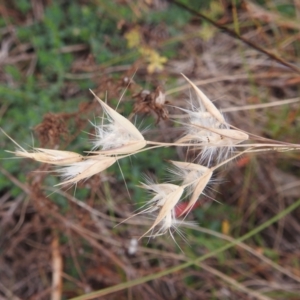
[90, 90, 144, 145]
[12, 148, 83, 165]
[56, 156, 116, 186]
[181, 73, 225, 124]
[209, 128, 249, 142]
[141, 186, 184, 238]
[169, 160, 209, 172]
[89, 140, 147, 155]
[180, 169, 213, 216]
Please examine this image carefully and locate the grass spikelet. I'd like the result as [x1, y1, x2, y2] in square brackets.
[89, 90, 147, 154]
[140, 182, 180, 212]
[176, 77, 249, 164]
[181, 73, 225, 124]
[56, 156, 116, 186]
[141, 185, 184, 238]
[12, 148, 84, 165]
[1, 128, 83, 165]
[168, 160, 210, 193]
[180, 169, 213, 216]
[88, 140, 147, 156]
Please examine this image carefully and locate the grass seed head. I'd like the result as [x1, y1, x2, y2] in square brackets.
[13, 148, 84, 165]
[1, 128, 83, 165]
[179, 169, 213, 216]
[181, 73, 225, 124]
[90, 90, 146, 155]
[141, 185, 184, 238]
[140, 182, 180, 213]
[168, 160, 210, 194]
[56, 156, 116, 186]
[176, 76, 249, 164]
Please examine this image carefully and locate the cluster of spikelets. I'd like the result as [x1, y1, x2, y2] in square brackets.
[3, 74, 249, 239]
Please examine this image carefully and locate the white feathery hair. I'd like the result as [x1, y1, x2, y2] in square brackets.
[90, 90, 146, 155]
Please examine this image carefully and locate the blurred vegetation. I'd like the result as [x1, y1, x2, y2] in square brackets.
[1, 0, 300, 299]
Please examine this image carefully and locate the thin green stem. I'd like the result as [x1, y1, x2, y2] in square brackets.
[69, 197, 300, 300]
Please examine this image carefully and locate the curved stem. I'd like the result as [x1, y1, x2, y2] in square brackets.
[69, 197, 300, 300]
